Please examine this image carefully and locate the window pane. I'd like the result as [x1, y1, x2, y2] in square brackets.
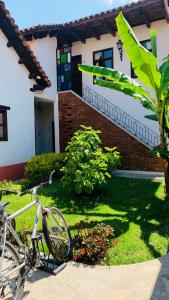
[0, 113, 2, 125]
[103, 49, 113, 59]
[60, 53, 68, 64]
[64, 71, 71, 82]
[0, 126, 3, 138]
[68, 53, 71, 63]
[57, 50, 60, 59]
[142, 40, 152, 51]
[64, 64, 71, 72]
[94, 52, 102, 61]
[64, 47, 71, 53]
[105, 59, 113, 68]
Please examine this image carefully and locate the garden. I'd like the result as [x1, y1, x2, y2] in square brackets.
[1, 125, 169, 266]
[1, 12, 169, 267]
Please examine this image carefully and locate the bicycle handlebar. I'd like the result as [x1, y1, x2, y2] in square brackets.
[0, 189, 19, 201]
[20, 170, 55, 197]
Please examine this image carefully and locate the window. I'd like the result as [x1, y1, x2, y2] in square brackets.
[57, 46, 72, 92]
[0, 106, 10, 141]
[93, 48, 113, 68]
[93, 48, 113, 83]
[131, 39, 152, 78]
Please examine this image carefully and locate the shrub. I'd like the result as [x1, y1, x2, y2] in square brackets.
[61, 125, 120, 194]
[73, 220, 115, 264]
[0, 180, 13, 200]
[24, 153, 65, 188]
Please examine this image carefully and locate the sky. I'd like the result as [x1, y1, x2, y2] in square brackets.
[4, 0, 138, 29]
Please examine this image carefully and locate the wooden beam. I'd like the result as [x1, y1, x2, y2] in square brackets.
[163, 0, 169, 23]
[57, 31, 72, 47]
[88, 25, 101, 40]
[18, 57, 28, 64]
[0, 105, 10, 111]
[70, 29, 86, 44]
[29, 73, 38, 79]
[30, 84, 46, 92]
[7, 39, 19, 47]
[104, 21, 116, 36]
[139, 7, 151, 28]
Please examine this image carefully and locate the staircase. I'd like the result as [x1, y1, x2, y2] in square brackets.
[82, 85, 160, 149]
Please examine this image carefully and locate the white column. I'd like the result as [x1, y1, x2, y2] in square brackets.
[54, 93, 60, 153]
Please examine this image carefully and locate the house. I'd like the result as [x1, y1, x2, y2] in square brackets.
[0, 1, 59, 180]
[0, 0, 168, 180]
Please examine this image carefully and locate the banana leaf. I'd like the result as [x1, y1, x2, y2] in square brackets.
[144, 114, 158, 121]
[116, 12, 161, 91]
[95, 79, 156, 111]
[150, 29, 157, 58]
[159, 55, 169, 97]
[79, 64, 153, 101]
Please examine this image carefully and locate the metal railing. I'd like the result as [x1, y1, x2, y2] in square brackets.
[82, 84, 160, 149]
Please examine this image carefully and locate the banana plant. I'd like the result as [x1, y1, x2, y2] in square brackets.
[79, 12, 169, 200]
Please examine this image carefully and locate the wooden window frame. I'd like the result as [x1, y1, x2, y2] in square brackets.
[93, 47, 114, 83]
[0, 105, 10, 141]
[131, 39, 152, 78]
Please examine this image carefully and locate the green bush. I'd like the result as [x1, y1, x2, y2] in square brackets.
[24, 153, 65, 188]
[61, 125, 120, 194]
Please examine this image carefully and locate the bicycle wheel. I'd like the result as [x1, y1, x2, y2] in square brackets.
[6, 216, 16, 243]
[0, 241, 24, 300]
[42, 207, 72, 263]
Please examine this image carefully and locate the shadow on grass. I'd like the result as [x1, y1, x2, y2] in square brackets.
[38, 177, 169, 260]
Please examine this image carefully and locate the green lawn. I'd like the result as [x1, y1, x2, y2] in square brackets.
[2, 177, 169, 265]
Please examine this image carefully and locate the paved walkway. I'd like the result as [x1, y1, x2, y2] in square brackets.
[25, 254, 169, 300]
[113, 170, 164, 180]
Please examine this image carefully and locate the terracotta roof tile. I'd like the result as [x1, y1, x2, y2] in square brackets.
[22, 0, 167, 43]
[0, 1, 51, 90]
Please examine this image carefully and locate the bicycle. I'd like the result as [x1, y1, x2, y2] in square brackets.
[0, 171, 72, 299]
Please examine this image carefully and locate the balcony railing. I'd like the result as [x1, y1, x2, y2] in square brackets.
[82, 84, 160, 149]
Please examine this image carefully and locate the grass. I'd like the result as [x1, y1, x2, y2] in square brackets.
[1, 177, 169, 265]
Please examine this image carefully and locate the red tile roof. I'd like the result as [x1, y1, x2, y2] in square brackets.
[22, 0, 169, 44]
[0, 1, 51, 90]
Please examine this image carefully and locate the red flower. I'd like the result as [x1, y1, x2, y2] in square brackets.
[81, 248, 86, 255]
[114, 239, 120, 244]
[73, 255, 78, 261]
[87, 229, 93, 235]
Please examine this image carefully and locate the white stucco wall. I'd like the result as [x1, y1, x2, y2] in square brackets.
[27, 36, 60, 152]
[27, 37, 57, 101]
[71, 19, 169, 134]
[0, 29, 35, 167]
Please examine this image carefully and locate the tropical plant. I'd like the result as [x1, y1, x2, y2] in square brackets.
[61, 125, 120, 195]
[79, 12, 169, 200]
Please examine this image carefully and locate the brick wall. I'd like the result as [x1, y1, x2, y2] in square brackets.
[58, 91, 164, 172]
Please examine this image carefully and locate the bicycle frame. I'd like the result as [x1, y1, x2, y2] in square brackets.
[0, 194, 43, 279]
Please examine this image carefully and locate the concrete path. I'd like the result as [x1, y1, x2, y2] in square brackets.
[113, 170, 164, 180]
[25, 254, 169, 300]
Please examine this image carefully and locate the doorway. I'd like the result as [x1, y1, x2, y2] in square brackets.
[72, 55, 82, 96]
[34, 101, 55, 155]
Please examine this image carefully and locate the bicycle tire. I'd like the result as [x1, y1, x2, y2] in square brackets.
[42, 207, 72, 263]
[0, 241, 24, 300]
[6, 216, 16, 243]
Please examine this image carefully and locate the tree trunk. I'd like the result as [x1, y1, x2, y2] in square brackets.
[164, 160, 169, 201]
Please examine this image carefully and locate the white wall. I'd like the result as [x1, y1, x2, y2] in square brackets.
[27, 37, 57, 101]
[27, 36, 60, 152]
[0, 29, 36, 167]
[72, 19, 169, 134]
